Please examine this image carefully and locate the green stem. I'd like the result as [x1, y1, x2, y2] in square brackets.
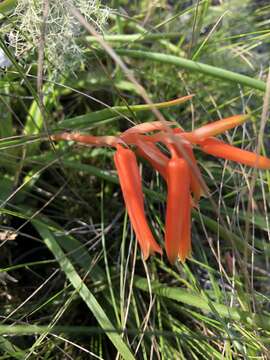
[116, 49, 266, 92]
[86, 32, 183, 43]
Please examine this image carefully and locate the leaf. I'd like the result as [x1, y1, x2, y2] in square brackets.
[33, 220, 135, 360]
[55, 95, 193, 130]
[134, 277, 270, 331]
[0, 336, 26, 359]
[116, 50, 266, 92]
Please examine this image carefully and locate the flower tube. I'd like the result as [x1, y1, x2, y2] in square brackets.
[190, 114, 249, 142]
[174, 142, 204, 203]
[165, 148, 191, 264]
[114, 145, 162, 259]
[199, 137, 270, 169]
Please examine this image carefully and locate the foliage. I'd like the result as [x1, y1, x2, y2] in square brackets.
[0, 0, 270, 359]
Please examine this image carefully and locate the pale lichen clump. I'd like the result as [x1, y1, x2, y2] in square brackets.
[4, 0, 110, 76]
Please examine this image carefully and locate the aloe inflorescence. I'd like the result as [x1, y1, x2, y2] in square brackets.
[52, 98, 270, 264]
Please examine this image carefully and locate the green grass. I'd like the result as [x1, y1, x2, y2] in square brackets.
[0, 0, 270, 359]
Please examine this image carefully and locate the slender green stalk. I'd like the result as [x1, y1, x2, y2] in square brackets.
[86, 33, 183, 43]
[55, 95, 192, 130]
[116, 49, 266, 92]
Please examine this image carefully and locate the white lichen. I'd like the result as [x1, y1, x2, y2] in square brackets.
[3, 0, 110, 77]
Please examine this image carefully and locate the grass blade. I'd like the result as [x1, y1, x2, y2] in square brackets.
[33, 220, 135, 360]
[116, 49, 266, 92]
[134, 277, 270, 331]
[55, 95, 192, 130]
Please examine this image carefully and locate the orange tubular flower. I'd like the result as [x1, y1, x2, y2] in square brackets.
[113, 144, 162, 260]
[199, 137, 270, 169]
[52, 107, 270, 264]
[165, 147, 191, 264]
[190, 114, 249, 141]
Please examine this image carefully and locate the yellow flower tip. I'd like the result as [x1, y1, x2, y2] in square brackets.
[141, 247, 150, 261]
[142, 240, 162, 260]
[177, 239, 191, 264]
[169, 246, 191, 264]
[178, 255, 186, 264]
[167, 255, 178, 265]
[178, 250, 191, 263]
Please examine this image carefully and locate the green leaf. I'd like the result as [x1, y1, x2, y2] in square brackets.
[0, 336, 26, 359]
[116, 49, 266, 92]
[86, 32, 183, 43]
[33, 221, 135, 360]
[55, 96, 192, 130]
[134, 277, 270, 331]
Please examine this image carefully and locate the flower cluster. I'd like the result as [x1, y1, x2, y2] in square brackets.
[52, 107, 270, 264]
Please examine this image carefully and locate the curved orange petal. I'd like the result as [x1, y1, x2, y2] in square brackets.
[136, 139, 169, 180]
[200, 137, 270, 169]
[181, 144, 204, 203]
[179, 131, 200, 144]
[170, 140, 204, 203]
[121, 121, 173, 137]
[114, 145, 162, 259]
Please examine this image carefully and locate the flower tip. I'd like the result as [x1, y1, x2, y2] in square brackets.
[167, 249, 191, 265]
[178, 250, 191, 263]
[149, 240, 163, 257]
[153, 245, 163, 256]
[237, 113, 249, 121]
[167, 254, 178, 265]
[168, 250, 190, 264]
[231, 113, 250, 127]
[142, 249, 150, 261]
[142, 242, 162, 261]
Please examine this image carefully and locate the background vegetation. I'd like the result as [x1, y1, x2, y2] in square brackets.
[0, 0, 270, 358]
